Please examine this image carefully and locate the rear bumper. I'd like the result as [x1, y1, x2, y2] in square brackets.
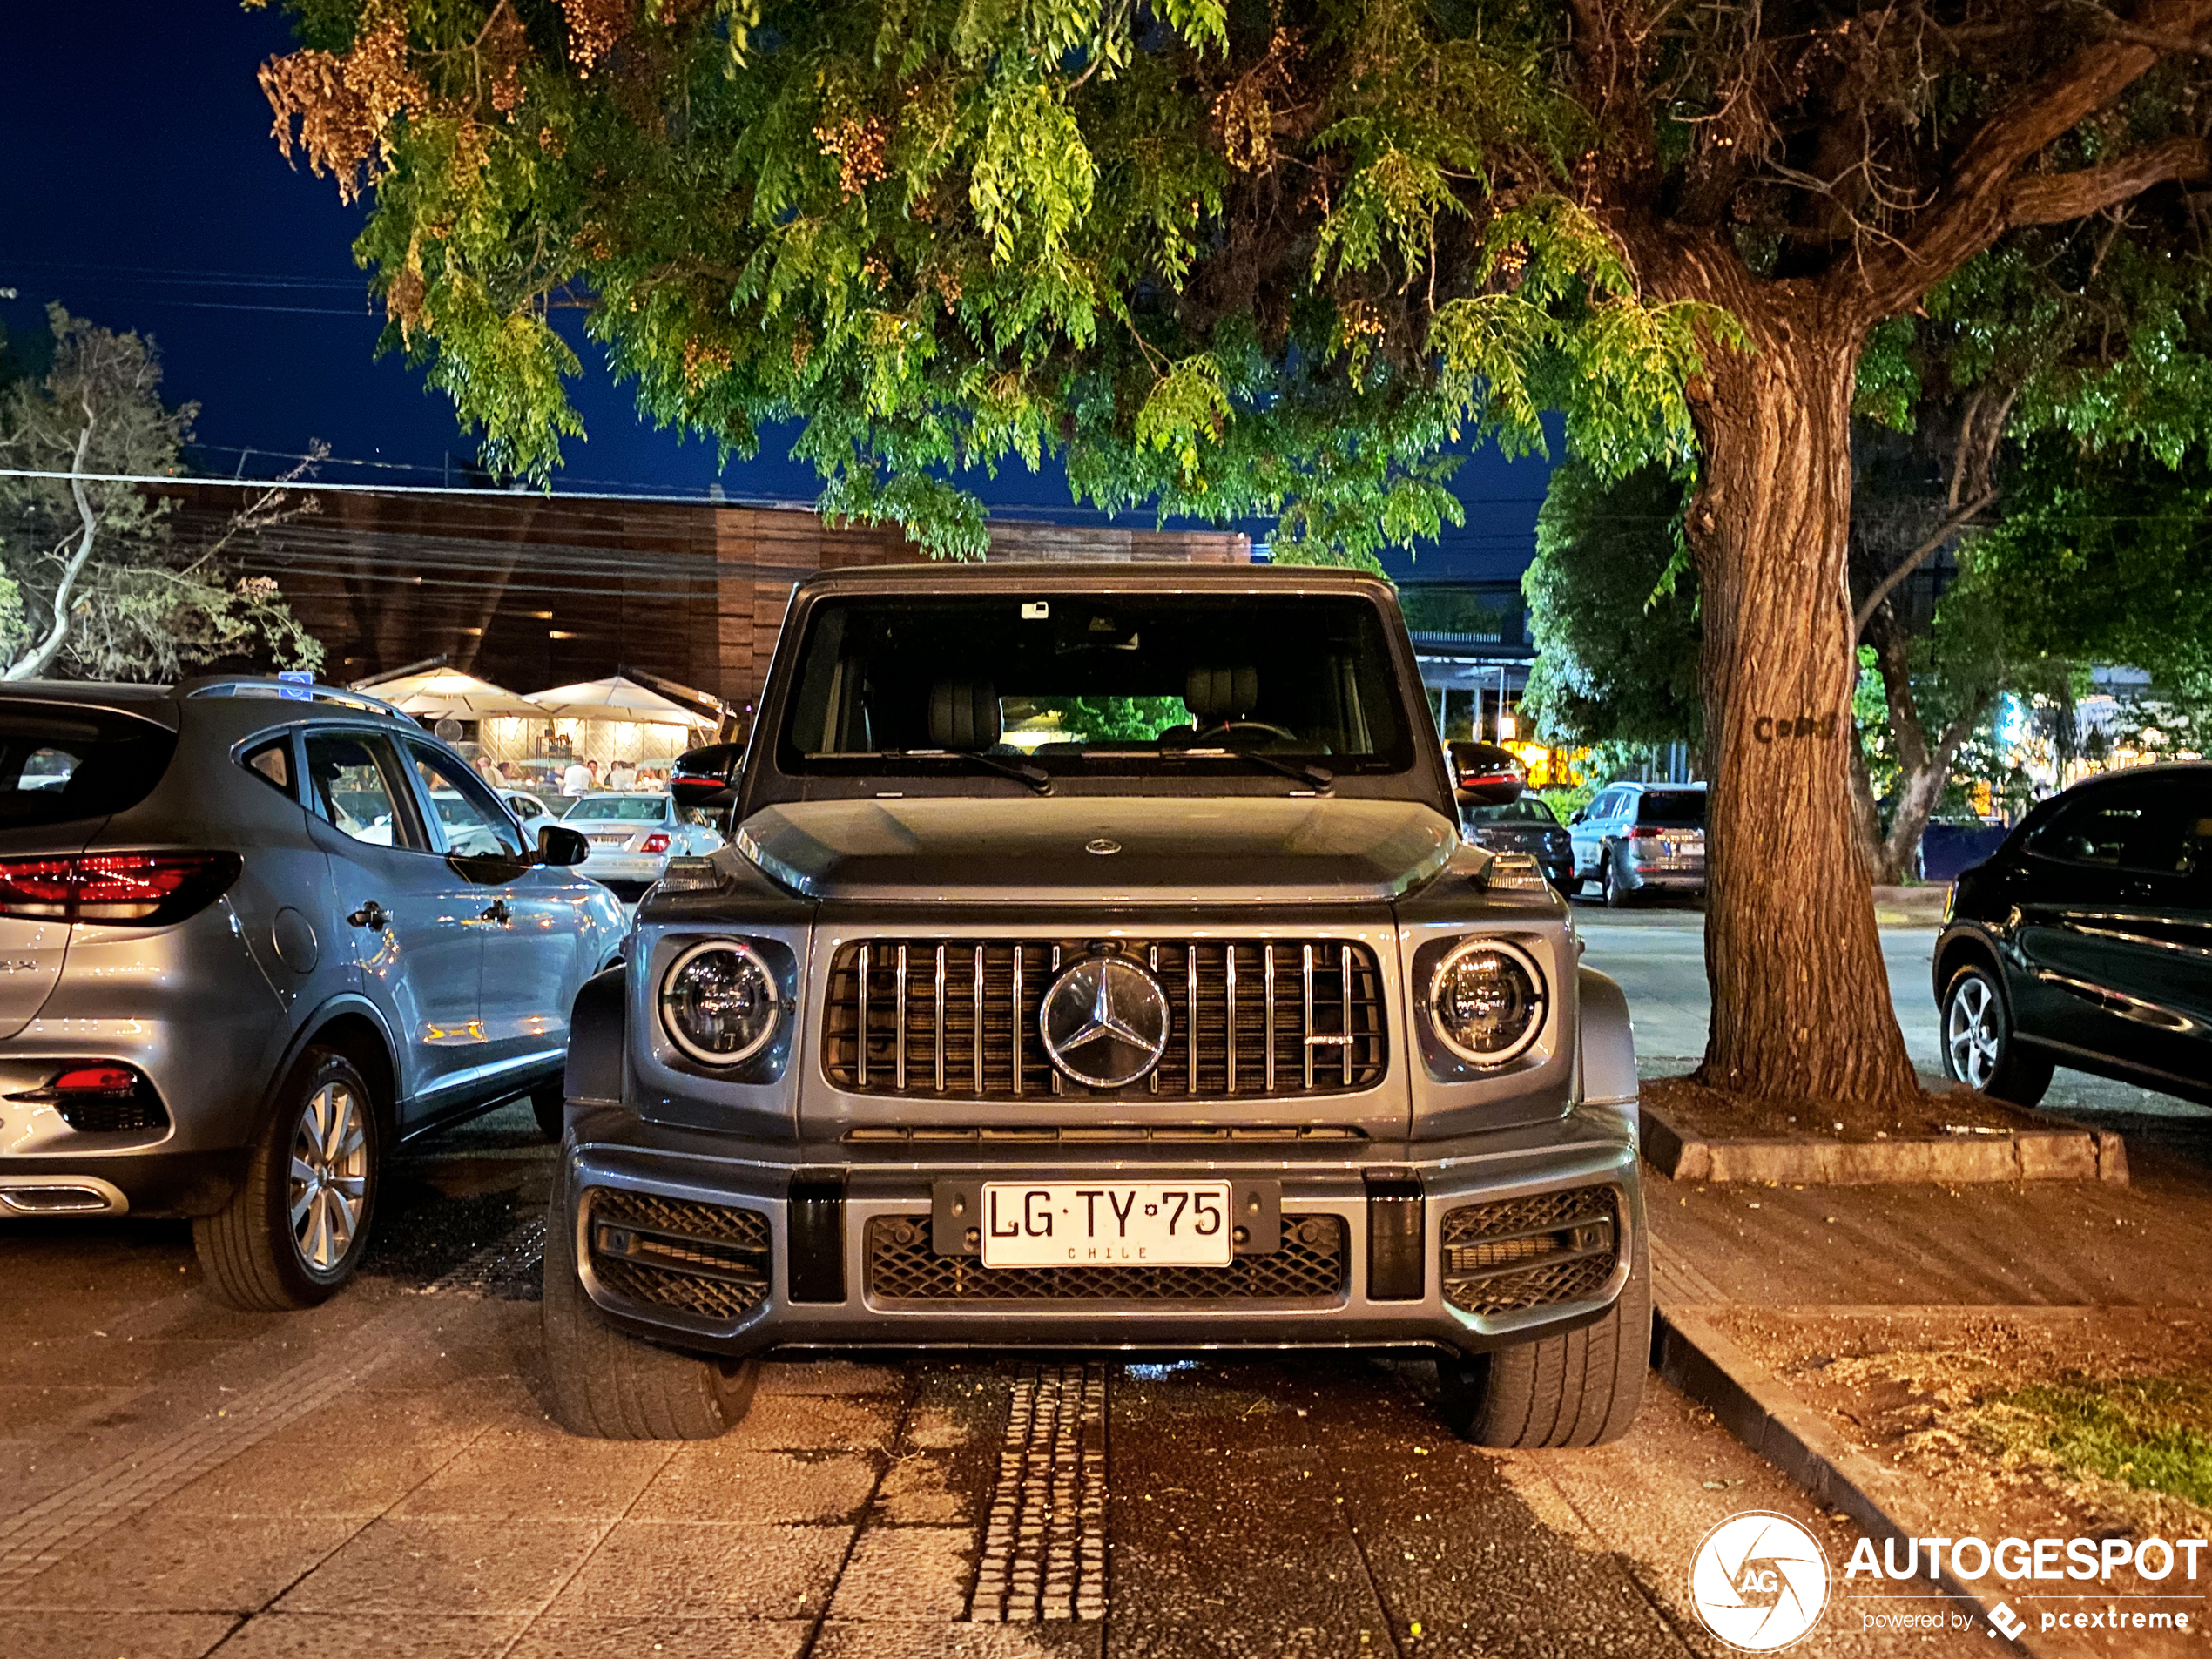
[0, 1148, 246, 1218]
[1621, 865, 1704, 893]
[556, 1103, 1642, 1361]
[579, 853, 669, 882]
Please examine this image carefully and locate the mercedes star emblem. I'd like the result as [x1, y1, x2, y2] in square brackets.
[1085, 837, 1122, 855]
[1038, 956, 1170, 1089]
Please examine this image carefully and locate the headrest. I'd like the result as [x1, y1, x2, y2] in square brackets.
[928, 680, 1001, 750]
[1184, 665, 1258, 720]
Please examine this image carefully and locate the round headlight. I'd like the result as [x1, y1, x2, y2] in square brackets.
[659, 941, 781, 1067]
[1426, 938, 1547, 1066]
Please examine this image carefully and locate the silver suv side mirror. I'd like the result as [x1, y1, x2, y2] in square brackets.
[537, 824, 590, 867]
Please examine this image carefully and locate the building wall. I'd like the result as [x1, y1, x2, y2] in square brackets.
[165, 484, 1247, 717]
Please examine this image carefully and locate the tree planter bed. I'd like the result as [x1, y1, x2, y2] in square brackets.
[1638, 1077, 2128, 1185]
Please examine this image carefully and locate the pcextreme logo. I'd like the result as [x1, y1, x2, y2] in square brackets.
[1689, 1512, 1831, 1651]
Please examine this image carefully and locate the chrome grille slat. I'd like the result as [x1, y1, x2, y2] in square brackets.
[823, 938, 1386, 1101]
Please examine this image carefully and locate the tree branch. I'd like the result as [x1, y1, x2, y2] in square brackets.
[1853, 0, 2212, 315]
[6, 418, 100, 682]
[2008, 136, 2211, 224]
[1853, 489, 1997, 640]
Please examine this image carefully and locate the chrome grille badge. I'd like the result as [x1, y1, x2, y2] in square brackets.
[1039, 956, 1170, 1089]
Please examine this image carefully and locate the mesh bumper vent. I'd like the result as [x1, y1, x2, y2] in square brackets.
[866, 1213, 1347, 1304]
[585, 1188, 772, 1323]
[1439, 1186, 1620, 1317]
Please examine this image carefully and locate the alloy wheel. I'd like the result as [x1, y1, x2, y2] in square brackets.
[288, 1082, 369, 1273]
[1945, 974, 2002, 1089]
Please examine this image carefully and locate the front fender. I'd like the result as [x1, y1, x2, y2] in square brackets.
[565, 965, 628, 1109]
[1576, 966, 1637, 1123]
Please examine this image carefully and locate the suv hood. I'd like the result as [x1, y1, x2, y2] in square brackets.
[734, 796, 1458, 905]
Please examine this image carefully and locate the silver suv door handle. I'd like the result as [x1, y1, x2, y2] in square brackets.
[347, 900, 388, 932]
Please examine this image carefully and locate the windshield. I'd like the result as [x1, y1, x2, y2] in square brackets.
[1636, 790, 1707, 826]
[777, 593, 1415, 779]
[0, 709, 177, 831]
[567, 795, 666, 822]
[1464, 799, 1558, 826]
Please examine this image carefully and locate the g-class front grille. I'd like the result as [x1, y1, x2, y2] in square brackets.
[822, 938, 1386, 1101]
[866, 1214, 1348, 1303]
[1439, 1186, 1621, 1317]
[584, 1188, 771, 1322]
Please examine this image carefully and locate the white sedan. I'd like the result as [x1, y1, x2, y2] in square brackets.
[500, 788, 563, 848]
[563, 792, 724, 900]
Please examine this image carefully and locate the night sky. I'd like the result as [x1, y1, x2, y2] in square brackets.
[0, 4, 1549, 583]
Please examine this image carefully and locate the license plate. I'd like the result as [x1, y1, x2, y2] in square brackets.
[980, 1182, 1234, 1268]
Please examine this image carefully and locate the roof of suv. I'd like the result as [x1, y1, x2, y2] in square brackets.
[0, 677, 418, 732]
[792, 561, 1397, 600]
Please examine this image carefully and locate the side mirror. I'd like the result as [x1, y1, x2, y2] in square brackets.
[1568, 810, 1585, 825]
[671, 741, 743, 812]
[1447, 739, 1525, 806]
[537, 824, 590, 867]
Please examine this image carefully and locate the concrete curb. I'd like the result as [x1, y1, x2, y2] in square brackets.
[1653, 1303, 2096, 1659]
[1640, 1105, 2128, 1185]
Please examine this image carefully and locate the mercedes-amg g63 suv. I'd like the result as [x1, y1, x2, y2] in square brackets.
[542, 563, 1648, 1447]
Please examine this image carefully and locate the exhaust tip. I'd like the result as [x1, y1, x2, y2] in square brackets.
[0, 1177, 129, 1215]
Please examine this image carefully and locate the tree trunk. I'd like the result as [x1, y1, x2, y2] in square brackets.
[1680, 291, 1921, 1109]
[1863, 618, 1993, 885]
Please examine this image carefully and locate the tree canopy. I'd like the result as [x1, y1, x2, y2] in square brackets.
[1520, 458, 1700, 751]
[252, 0, 1737, 561]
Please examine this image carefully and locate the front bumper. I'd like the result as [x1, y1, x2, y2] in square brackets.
[559, 1103, 1641, 1360]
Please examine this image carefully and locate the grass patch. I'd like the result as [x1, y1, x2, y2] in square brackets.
[1979, 1375, 2212, 1511]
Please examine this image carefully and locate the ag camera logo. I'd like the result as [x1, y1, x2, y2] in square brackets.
[1689, 1511, 1831, 1650]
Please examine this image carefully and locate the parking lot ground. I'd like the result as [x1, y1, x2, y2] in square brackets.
[2, 1101, 1986, 1658]
[11, 913, 2197, 1658]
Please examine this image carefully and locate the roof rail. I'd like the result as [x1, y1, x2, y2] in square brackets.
[178, 676, 415, 722]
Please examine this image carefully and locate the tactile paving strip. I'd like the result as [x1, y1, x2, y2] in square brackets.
[0, 1216, 543, 1592]
[969, 1362, 1109, 1622]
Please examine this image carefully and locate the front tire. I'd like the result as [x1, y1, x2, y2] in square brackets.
[194, 1049, 381, 1312]
[1439, 1236, 1649, 1448]
[1940, 964, 2054, 1107]
[541, 1175, 759, 1440]
[530, 1072, 565, 1142]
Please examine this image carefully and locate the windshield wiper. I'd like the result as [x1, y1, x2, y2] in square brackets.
[880, 748, 1053, 794]
[1180, 745, 1334, 792]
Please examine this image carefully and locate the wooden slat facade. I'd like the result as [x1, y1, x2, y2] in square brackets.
[162, 485, 1247, 719]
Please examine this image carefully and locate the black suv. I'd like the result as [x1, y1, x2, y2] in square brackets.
[1934, 763, 2212, 1107]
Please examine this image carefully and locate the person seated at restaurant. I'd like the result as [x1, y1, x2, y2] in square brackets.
[607, 758, 637, 789]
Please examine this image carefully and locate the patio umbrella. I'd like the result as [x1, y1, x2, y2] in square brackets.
[356, 669, 548, 718]
[528, 674, 712, 725]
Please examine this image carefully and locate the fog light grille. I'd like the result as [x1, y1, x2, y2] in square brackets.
[1439, 1186, 1620, 1317]
[867, 1213, 1346, 1303]
[584, 1188, 771, 1322]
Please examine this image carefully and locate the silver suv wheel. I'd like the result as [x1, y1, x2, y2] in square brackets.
[290, 1081, 369, 1272]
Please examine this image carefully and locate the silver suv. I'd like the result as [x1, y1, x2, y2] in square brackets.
[0, 678, 627, 1308]
[1567, 781, 1708, 904]
[543, 565, 1647, 1449]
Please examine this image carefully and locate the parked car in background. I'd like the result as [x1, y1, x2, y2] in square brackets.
[501, 789, 563, 846]
[1934, 762, 2212, 1108]
[566, 792, 726, 900]
[0, 678, 627, 1310]
[1567, 782, 1707, 905]
[1460, 796, 1575, 894]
